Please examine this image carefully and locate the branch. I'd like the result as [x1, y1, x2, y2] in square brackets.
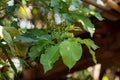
[82, 0, 109, 11]
[102, 0, 120, 13]
[82, 0, 120, 21]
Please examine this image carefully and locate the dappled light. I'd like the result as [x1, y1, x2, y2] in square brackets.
[0, 0, 120, 80]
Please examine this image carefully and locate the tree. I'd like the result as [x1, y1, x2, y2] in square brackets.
[0, 0, 103, 79]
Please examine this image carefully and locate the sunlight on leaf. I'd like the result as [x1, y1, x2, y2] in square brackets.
[77, 15, 95, 37]
[0, 26, 16, 54]
[90, 11, 104, 21]
[102, 75, 109, 80]
[0, 26, 3, 39]
[15, 6, 27, 18]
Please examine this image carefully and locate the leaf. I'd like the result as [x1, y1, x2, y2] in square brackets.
[0, 59, 6, 66]
[79, 8, 90, 14]
[0, 1, 7, 10]
[40, 44, 60, 72]
[60, 2, 69, 13]
[79, 8, 104, 21]
[4, 27, 20, 39]
[51, 0, 60, 7]
[72, 0, 79, 7]
[28, 45, 40, 60]
[77, 14, 95, 37]
[87, 39, 99, 50]
[89, 48, 97, 64]
[0, 26, 16, 54]
[14, 36, 35, 43]
[60, 39, 82, 69]
[6, 6, 16, 15]
[82, 39, 98, 63]
[75, 38, 98, 63]
[29, 40, 47, 60]
[90, 11, 104, 21]
[65, 32, 74, 38]
[31, 29, 48, 36]
[31, 29, 51, 41]
[3, 30, 16, 54]
[18, 6, 27, 18]
[62, 13, 74, 25]
[39, 34, 51, 41]
[11, 21, 19, 28]
[14, 42, 29, 58]
[65, 25, 75, 31]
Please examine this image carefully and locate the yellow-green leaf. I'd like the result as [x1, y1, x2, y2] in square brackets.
[14, 42, 29, 58]
[0, 26, 16, 54]
[4, 27, 20, 39]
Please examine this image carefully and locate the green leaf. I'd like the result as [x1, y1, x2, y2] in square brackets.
[65, 32, 74, 38]
[79, 8, 104, 21]
[89, 48, 97, 64]
[82, 39, 98, 63]
[6, 6, 16, 15]
[4, 27, 20, 39]
[60, 2, 69, 13]
[31, 29, 48, 36]
[0, 26, 16, 54]
[72, 0, 79, 7]
[87, 39, 99, 50]
[90, 11, 104, 21]
[79, 8, 90, 14]
[14, 36, 35, 43]
[77, 14, 95, 37]
[75, 38, 98, 63]
[51, 0, 60, 7]
[29, 45, 40, 60]
[3, 30, 16, 54]
[11, 21, 19, 28]
[40, 44, 60, 72]
[0, 59, 6, 66]
[62, 13, 74, 25]
[39, 34, 51, 41]
[0, 1, 8, 10]
[60, 39, 82, 69]
[29, 40, 47, 60]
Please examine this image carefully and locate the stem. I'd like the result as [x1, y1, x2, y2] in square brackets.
[0, 43, 17, 74]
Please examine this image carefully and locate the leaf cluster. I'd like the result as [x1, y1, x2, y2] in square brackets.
[0, 0, 102, 74]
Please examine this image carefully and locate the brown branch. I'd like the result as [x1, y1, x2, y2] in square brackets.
[82, 0, 120, 21]
[82, 0, 109, 12]
[102, 0, 120, 13]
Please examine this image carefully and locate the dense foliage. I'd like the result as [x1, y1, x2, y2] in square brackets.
[0, 0, 103, 79]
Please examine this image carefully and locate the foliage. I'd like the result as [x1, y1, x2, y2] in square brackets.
[0, 0, 102, 77]
[0, 59, 15, 80]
